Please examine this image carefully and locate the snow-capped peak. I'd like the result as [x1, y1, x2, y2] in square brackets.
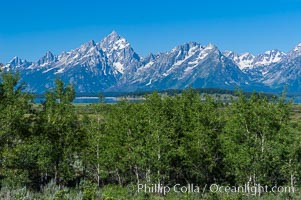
[293, 43, 301, 51]
[206, 43, 217, 50]
[223, 50, 235, 58]
[95, 31, 141, 75]
[108, 30, 118, 38]
[287, 42, 301, 58]
[9, 56, 22, 64]
[79, 40, 97, 52]
[8, 56, 27, 66]
[288, 43, 301, 57]
[45, 51, 54, 58]
[170, 42, 216, 56]
[224, 52, 255, 70]
[98, 31, 130, 52]
[37, 51, 57, 65]
[253, 49, 286, 67]
[5, 56, 32, 69]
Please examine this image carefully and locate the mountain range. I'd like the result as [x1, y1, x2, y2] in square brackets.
[2, 31, 301, 94]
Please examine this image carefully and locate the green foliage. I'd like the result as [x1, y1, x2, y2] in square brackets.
[80, 180, 99, 200]
[53, 189, 68, 200]
[0, 72, 33, 187]
[101, 184, 132, 199]
[35, 79, 87, 185]
[220, 92, 293, 186]
[0, 71, 299, 199]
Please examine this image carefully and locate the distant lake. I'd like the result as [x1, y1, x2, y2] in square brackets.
[33, 96, 143, 104]
[33, 96, 301, 104]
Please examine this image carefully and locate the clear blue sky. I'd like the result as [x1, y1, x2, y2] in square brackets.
[1, 0, 301, 63]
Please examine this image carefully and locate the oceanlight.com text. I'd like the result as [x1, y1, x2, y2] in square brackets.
[134, 183, 297, 196]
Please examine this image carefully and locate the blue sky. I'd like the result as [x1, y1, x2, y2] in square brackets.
[1, 0, 301, 63]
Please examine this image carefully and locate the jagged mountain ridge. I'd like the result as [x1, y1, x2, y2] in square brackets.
[3, 31, 301, 93]
[116, 42, 253, 92]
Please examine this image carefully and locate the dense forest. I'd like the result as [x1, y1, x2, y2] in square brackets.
[1, 71, 301, 199]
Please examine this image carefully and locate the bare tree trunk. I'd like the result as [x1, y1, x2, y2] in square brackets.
[116, 168, 122, 186]
[97, 116, 101, 186]
[157, 130, 161, 186]
[134, 165, 140, 185]
[97, 143, 100, 186]
[146, 168, 151, 182]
